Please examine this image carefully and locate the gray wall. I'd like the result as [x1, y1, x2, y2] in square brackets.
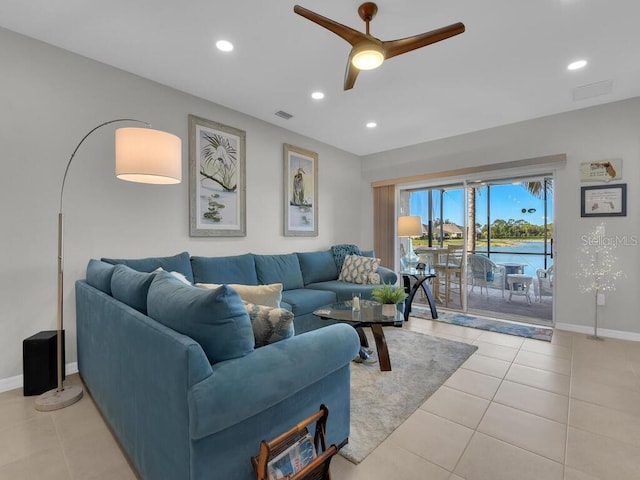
[0, 27, 362, 385]
[361, 98, 640, 338]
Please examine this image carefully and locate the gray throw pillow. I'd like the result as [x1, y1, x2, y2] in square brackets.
[244, 302, 295, 347]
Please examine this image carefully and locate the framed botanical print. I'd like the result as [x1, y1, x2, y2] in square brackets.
[189, 114, 246, 236]
[284, 144, 318, 236]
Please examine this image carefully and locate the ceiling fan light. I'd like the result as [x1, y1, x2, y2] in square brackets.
[351, 43, 384, 70]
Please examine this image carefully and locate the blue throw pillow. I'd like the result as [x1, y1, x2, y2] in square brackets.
[110, 264, 156, 314]
[102, 251, 194, 284]
[331, 244, 362, 272]
[147, 271, 254, 364]
[86, 259, 115, 295]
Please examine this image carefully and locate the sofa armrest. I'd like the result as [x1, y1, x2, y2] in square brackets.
[377, 266, 398, 284]
[188, 323, 360, 439]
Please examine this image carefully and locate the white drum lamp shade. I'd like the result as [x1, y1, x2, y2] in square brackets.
[116, 128, 182, 184]
[398, 215, 422, 237]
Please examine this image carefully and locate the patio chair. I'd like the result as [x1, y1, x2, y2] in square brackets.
[434, 245, 465, 307]
[468, 254, 505, 298]
[535, 265, 554, 302]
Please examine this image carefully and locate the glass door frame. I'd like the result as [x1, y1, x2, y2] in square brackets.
[398, 171, 555, 325]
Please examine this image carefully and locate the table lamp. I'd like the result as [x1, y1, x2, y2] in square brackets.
[398, 215, 422, 270]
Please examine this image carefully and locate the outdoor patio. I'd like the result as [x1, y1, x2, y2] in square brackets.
[412, 282, 553, 326]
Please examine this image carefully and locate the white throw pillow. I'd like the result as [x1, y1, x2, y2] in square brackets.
[196, 283, 283, 308]
[153, 267, 191, 285]
[338, 255, 381, 285]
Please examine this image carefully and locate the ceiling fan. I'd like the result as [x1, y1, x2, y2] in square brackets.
[294, 2, 465, 90]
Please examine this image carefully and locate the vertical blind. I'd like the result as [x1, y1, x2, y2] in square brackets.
[373, 185, 395, 269]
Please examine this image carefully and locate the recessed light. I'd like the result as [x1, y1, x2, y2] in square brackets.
[311, 91, 325, 100]
[216, 40, 234, 52]
[568, 59, 587, 70]
[366, 122, 377, 128]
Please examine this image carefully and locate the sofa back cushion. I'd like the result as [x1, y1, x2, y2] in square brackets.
[111, 264, 156, 314]
[296, 250, 339, 285]
[191, 254, 258, 285]
[102, 251, 194, 284]
[86, 259, 115, 295]
[254, 254, 304, 291]
[147, 271, 254, 364]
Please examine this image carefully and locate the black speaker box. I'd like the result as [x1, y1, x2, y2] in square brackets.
[23, 330, 65, 396]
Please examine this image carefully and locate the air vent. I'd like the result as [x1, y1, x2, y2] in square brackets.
[275, 110, 293, 120]
[572, 80, 613, 101]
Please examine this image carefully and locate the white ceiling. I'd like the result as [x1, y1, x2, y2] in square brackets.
[2, 0, 639, 156]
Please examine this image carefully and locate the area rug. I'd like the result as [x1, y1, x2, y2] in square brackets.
[411, 306, 553, 342]
[340, 328, 477, 464]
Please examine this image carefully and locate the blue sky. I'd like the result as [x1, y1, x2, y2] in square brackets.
[409, 184, 552, 227]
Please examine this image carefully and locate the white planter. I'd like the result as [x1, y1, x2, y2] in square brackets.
[382, 304, 397, 317]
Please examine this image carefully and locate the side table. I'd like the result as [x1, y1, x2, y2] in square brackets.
[401, 270, 438, 321]
[506, 274, 533, 303]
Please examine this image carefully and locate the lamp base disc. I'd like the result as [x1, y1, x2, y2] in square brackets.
[586, 335, 605, 342]
[35, 385, 83, 411]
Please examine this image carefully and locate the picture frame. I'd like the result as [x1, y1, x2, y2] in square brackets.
[580, 183, 626, 217]
[579, 158, 622, 182]
[189, 114, 246, 236]
[283, 144, 318, 236]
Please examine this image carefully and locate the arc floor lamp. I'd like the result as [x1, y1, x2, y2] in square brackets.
[35, 119, 182, 411]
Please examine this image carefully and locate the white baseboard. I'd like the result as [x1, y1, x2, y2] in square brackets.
[555, 323, 640, 342]
[0, 362, 79, 394]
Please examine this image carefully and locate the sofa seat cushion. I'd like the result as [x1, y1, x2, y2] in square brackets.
[111, 264, 156, 314]
[305, 281, 378, 302]
[190, 254, 258, 285]
[254, 254, 305, 291]
[102, 251, 194, 284]
[147, 271, 254, 364]
[196, 283, 282, 308]
[244, 303, 295, 347]
[296, 250, 339, 285]
[280, 289, 336, 316]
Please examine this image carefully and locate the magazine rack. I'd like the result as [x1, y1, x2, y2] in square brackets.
[252, 404, 338, 480]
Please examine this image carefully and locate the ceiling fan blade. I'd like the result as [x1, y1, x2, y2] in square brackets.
[344, 55, 361, 90]
[383, 22, 465, 60]
[294, 5, 366, 46]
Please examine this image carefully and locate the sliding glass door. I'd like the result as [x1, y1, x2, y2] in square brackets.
[400, 175, 554, 326]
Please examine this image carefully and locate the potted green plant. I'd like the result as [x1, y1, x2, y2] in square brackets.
[371, 283, 408, 316]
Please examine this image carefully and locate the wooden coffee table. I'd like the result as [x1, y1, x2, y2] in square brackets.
[313, 299, 402, 371]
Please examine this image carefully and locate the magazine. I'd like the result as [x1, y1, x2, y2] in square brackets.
[267, 432, 317, 479]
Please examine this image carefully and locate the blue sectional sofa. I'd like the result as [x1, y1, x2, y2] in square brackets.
[76, 247, 396, 480]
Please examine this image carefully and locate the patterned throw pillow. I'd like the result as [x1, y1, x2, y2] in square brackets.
[338, 254, 381, 285]
[244, 302, 295, 347]
[367, 272, 382, 285]
[331, 244, 362, 272]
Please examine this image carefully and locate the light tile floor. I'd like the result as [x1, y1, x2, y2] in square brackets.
[2, 318, 640, 479]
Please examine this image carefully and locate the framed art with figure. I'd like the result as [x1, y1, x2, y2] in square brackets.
[580, 183, 626, 217]
[284, 144, 318, 236]
[189, 114, 246, 236]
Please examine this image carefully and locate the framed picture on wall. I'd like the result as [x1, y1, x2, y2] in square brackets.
[188, 114, 246, 236]
[284, 144, 318, 236]
[581, 183, 627, 217]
